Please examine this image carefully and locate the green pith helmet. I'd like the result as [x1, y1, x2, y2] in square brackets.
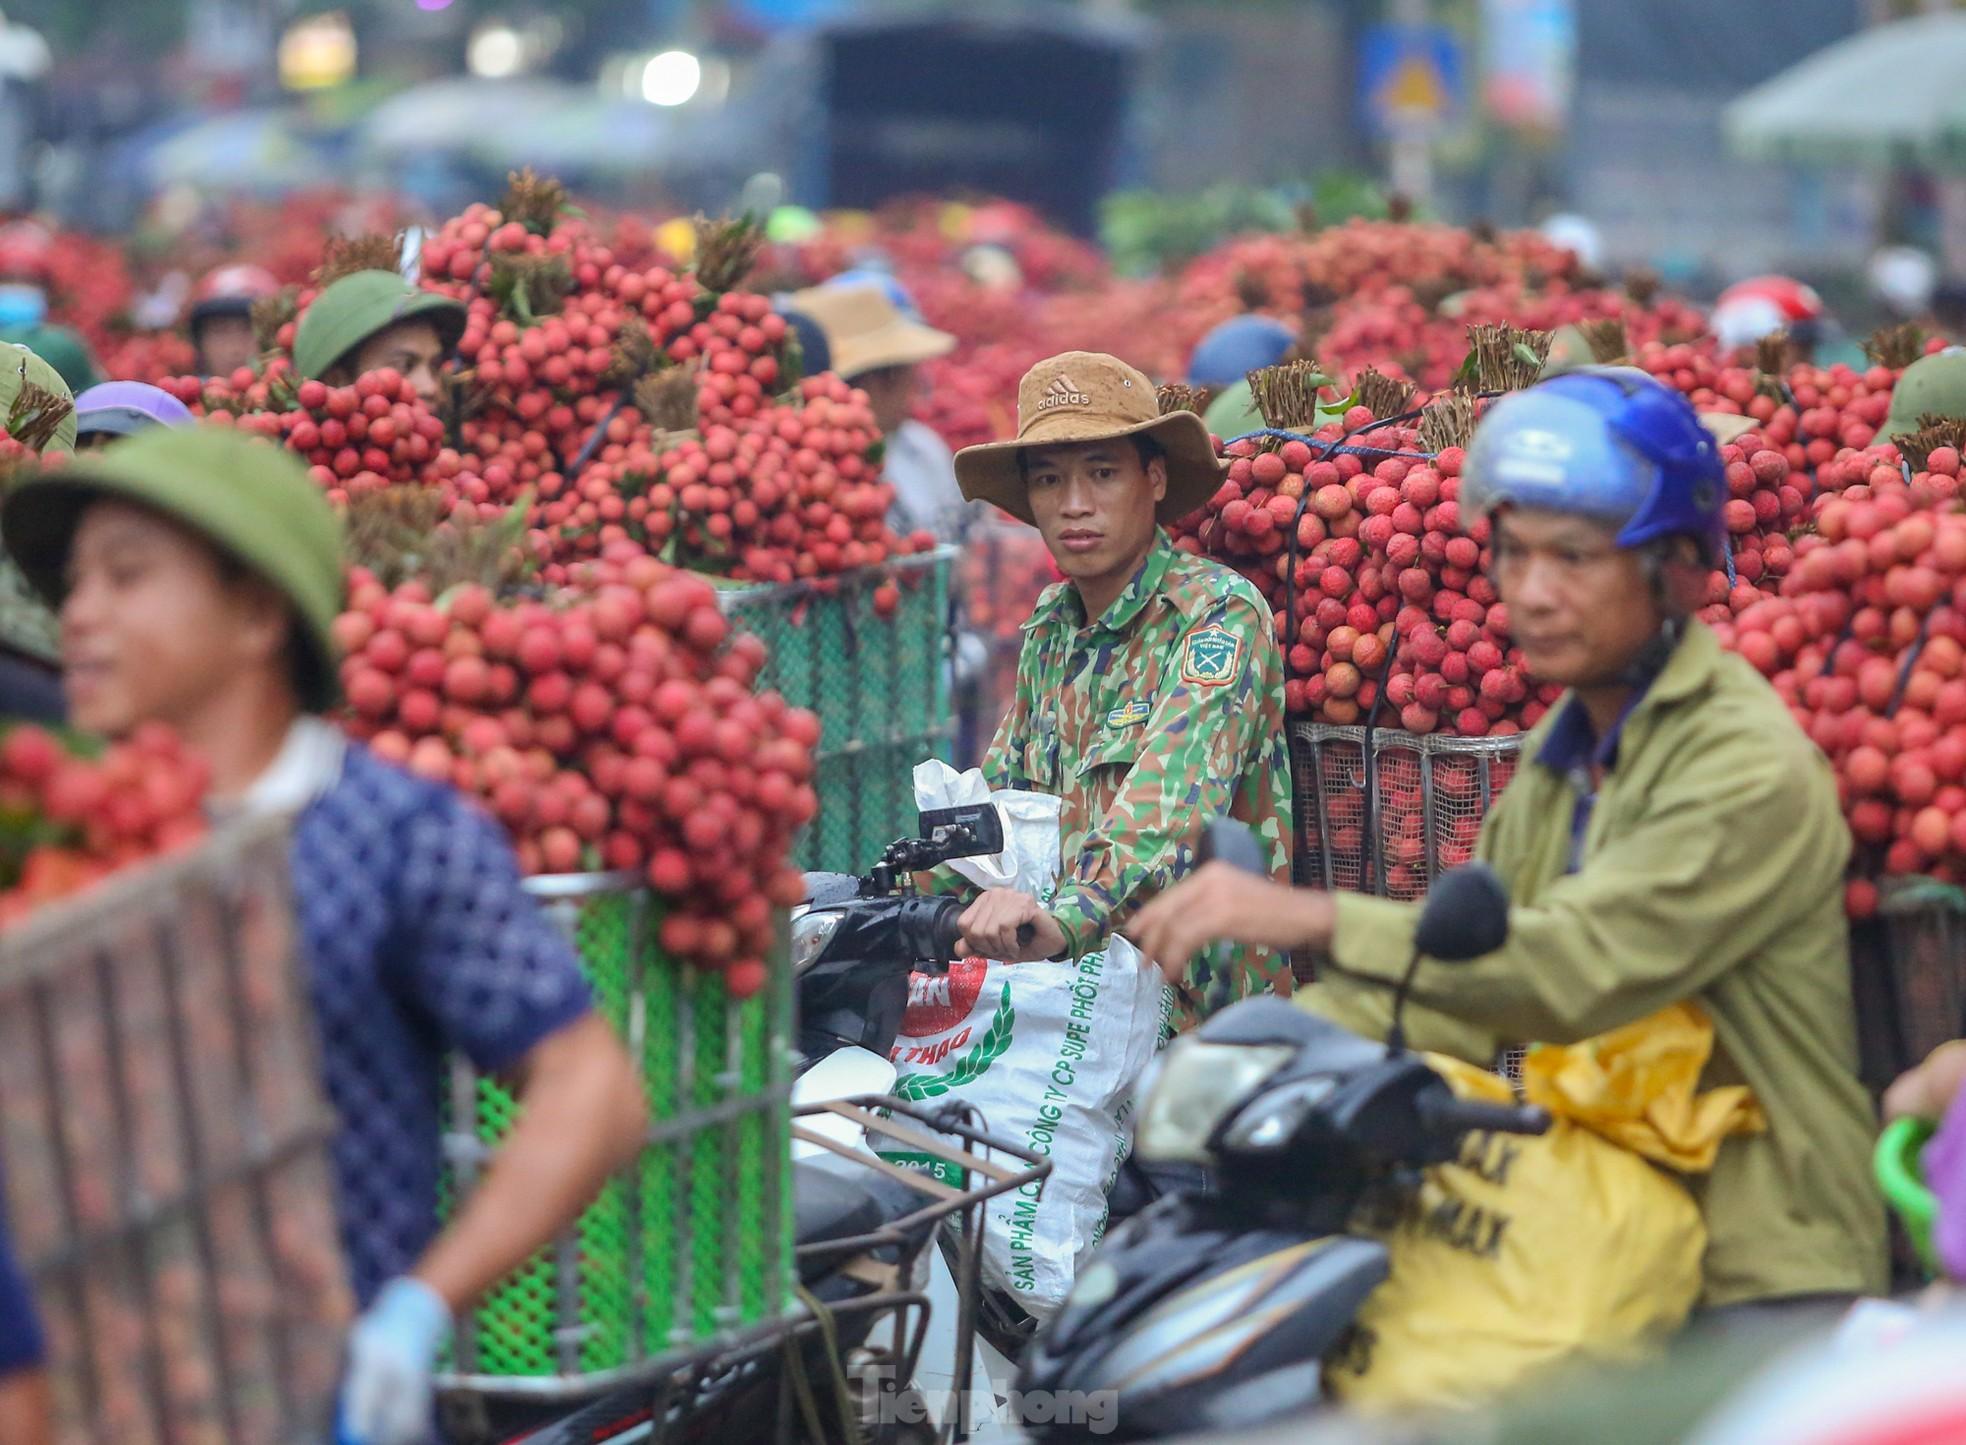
[0, 342, 77, 456]
[1885, 347, 1966, 439]
[0, 323, 100, 395]
[1, 424, 347, 710]
[292, 269, 468, 382]
[0, 343, 77, 662]
[1203, 377, 1267, 442]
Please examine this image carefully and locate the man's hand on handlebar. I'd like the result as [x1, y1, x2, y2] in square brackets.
[1128, 863, 1337, 985]
[957, 889, 1070, 963]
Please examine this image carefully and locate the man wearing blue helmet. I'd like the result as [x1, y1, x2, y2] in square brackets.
[1134, 366, 1886, 1323]
[1190, 315, 1298, 443]
[1187, 314, 1298, 393]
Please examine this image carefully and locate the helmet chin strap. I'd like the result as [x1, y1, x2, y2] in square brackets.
[1617, 543, 1689, 689]
[1616, 616, 1684, 690]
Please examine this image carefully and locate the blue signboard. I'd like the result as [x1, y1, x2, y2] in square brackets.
[1358, 23, 1467, 141]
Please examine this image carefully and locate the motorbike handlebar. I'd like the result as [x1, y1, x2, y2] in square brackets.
[1417, 1093, 1551, 1139]
[883, 895, 1038, 965]
[911, 894, 966, 964]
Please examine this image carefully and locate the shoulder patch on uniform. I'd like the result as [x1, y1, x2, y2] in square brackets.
[1180, 625, 1244, 686]
[1105, 698, 1152, 729]
[1161, 550, 1271, 623]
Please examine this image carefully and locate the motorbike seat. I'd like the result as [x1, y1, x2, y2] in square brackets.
[794, 1159, 938, 1284]
[795, 1160, 894, 1249]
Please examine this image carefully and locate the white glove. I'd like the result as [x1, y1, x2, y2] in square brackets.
[338, 1277, 451, 1445]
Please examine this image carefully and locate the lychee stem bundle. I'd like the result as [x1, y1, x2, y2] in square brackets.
[1156, 383, 1208, 418]
[1248, 358, 1336, 431]
[1864, 323, 1928, 372]
[1355, 367, 1417, 421]
[314, 231, 406, 289]
[1465, 323, 1553, 393]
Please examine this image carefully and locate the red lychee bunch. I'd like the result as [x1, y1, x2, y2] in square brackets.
[331, 557, 816, 993]
[1, 723, 210, 925]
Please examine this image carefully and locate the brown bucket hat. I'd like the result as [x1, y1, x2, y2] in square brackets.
[789, 283, 955, 380]
[953, 351, 1224, 526]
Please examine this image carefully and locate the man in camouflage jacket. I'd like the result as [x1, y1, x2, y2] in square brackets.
[949, 351, 1293, 995]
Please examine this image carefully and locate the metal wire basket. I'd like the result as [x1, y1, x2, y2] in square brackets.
[0, 812, 350, 1445]
[1290, 723, 1523, 901]
[436, 871, 795, 1405]
[1868, 877, 1966, 1084]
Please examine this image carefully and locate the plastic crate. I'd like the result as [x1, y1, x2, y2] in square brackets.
[719, 549, 955, 873]
[0, 814, 350, 1445]
[1290, 723, 1523, 900]
[436, 872, 794, 1404]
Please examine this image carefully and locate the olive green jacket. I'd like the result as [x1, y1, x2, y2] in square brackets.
[1301, 622, 1888, 1307]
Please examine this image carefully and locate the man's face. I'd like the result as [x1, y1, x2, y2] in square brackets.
[349, 320, 447, 403]
[1491, 507, 1668, 688]
[59, 501, 288, 737]
[1024, 439, 1166, 594]
[196, 314, 258, 379]
[855, 363, 918, 438]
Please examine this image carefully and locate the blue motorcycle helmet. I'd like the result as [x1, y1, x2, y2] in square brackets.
[1187, 315, 1297, 391]
[1462, 366, 1727, 568]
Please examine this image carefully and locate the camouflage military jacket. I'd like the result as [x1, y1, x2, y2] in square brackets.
[980, 533, 1294, 992]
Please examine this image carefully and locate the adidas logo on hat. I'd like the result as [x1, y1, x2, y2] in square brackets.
[1036, 372, 1091, 412]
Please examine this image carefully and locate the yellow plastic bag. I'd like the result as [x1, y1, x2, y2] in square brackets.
[1327, 1006, 1768, 1412]
[1325, 1054, 1707, 1413]
[1519, 1001, 1765, 1172]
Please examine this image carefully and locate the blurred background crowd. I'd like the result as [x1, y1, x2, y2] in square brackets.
[0, 0, 1958, 325]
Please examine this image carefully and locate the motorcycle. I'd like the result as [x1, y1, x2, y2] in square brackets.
[791, 803, 1206, 1429]
[1013, 821, 1550, 1440]
[486, 807, 1049, 1445]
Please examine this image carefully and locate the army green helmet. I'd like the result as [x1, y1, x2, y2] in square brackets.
[0, 342, 77, 456]
[3, 425, 347, 708]
[292, 270, 468, 382]
[0, 344, 76, 663]
[1884, 347, 1966, 440]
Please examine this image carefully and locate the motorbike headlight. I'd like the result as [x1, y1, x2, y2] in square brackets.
[1133, 1039, 1294, 1165]
[1217, 1074, 1339, 1154]
[791, 910, 842, 973]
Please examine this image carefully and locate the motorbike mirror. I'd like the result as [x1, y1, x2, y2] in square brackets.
[1196, 817, 1265, 876]
[915, 802, 1005, 862]
[1386, 863, 1509, 1056]
[1412, 862, 1510, 963]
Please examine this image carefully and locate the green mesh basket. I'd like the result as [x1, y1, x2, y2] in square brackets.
[720, 549, 956, 873]
[435, 872, 794, 1396]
